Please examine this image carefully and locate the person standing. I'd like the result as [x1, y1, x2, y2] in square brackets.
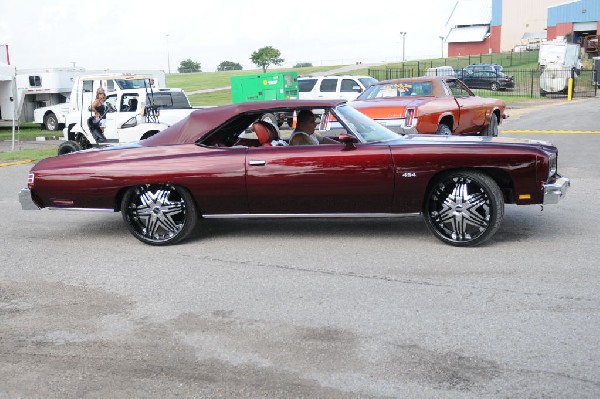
[90, 87, 108, 133]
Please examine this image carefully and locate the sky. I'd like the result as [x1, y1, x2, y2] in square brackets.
[1, 0, 458, 73]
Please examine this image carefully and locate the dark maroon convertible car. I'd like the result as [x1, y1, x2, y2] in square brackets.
[20, 99, 569, 247]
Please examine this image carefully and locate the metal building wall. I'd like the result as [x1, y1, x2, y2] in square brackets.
[499, 0, 567, 52]
[548, 0, 600, 26]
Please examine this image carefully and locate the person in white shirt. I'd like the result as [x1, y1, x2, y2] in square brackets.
[289, 110, 338, 146]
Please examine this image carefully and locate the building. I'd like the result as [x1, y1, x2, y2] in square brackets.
[445, 0, 600, 56]
[547, 0, 600, 44]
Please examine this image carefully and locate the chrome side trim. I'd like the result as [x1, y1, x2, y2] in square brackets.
[543, 176, 570, 204]
[203, 213, 421, 219]
[47, 207, 115, 212]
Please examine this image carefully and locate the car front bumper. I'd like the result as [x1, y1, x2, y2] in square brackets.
[19, 188, 39, 210]
[543, 176, 570, 204]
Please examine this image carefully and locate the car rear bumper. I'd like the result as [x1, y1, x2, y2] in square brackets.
[19, 188, 40, 210]
[543, 176, 570, 204]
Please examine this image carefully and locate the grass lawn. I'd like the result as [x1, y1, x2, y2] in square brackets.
[0, 148, 56, 163]
[0, 124, 59, 162]
[0, 123, 56, 141]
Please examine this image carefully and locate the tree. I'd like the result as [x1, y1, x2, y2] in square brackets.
[293, 62, 313, 68]
[178, 59, 201, 73]
[217, 61, 243, 71]
[250, 46, 284, 73]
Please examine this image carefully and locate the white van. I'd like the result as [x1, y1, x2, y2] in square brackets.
[298, 75, 377, 101]
[424, 66, 456, 77]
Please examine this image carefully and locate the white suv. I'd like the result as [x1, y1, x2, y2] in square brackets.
[298, 75, 377, 102]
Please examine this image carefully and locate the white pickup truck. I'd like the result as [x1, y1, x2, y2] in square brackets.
[59, 73, 194, 155]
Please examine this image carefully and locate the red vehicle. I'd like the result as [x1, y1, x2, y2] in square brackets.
[20, 100, 569, 247]
[350, 76, 507, 136]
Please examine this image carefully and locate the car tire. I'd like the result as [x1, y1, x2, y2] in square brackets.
[423, 170, 504, 247]
[436, 124, 452, 136]
[490, 82, 499, 91]
[121, 184, 198, 246]
[57, 140, 81, 155]
[44, 113, 60, 131]
[480, 114, 499, 137]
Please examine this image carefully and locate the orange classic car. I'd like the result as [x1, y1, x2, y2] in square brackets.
[349, 76, 507, 136]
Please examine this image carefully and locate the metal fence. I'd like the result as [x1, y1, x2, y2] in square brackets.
[367, 67, 598, 99]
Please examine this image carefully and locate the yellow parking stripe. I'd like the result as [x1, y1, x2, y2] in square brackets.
[0, 160, 33, 167]
[502, 130, 600, 134]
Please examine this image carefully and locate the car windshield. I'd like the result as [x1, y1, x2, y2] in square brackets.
[359, 77, 378, 88]
[331, 104, 400, 143]
[115, 79, 150, 89]
[358, 82, 433, 99]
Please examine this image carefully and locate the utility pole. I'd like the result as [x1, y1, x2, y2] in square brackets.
[166, 34, 171, 74]
[439, 36, 445, 58]
[399, 32, 407, 62]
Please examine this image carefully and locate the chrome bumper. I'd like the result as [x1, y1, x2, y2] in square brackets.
[543, 176, 570, 204]
[19, 188, 40, 210]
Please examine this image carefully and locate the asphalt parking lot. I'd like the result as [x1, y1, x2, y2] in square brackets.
[1, 98, 599, 398]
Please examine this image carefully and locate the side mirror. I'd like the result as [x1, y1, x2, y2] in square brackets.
[352, 85, 362, 92]
[338, 134, 358, 150]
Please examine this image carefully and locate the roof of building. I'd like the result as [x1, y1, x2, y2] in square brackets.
[447, 26, 490, 43]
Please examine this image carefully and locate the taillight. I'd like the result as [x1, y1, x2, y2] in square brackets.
[405, 108, 415, 127]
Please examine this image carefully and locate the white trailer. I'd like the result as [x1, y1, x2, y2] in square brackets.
[538, 39, 582, 95]
[0, 66, 166, 130]
[539, 40, 582, 71]
[0, 63, 17, 128]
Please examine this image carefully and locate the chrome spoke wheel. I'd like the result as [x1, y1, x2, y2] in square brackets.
[121, 184, 197, 245]
[424, 171, 504, 246]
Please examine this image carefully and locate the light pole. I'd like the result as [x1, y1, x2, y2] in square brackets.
[166, 34, 171, 74]
[439, 36, 444, 58]
[399, 32, 406, 62]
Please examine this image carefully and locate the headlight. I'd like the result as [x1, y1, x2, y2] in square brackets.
[546, 151, 557, 178]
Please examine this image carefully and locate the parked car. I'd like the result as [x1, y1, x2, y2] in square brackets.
[298, 75, 377, 101]
[464, 64, 504, 74]
[19, 99, 569, 247]
[461, 70, 515, 91]
[425, 66, 456, 77]
[349, 76, 506, 136]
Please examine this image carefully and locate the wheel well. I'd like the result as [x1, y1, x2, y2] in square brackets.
[424, 167, 516, 205]
[439, 115, 453, 130]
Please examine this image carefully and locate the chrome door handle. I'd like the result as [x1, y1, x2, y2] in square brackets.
[249, 160, 266, 166]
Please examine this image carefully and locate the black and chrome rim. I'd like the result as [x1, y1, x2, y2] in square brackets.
[125, 184, 187, 243]
[427, 176, 492, 243]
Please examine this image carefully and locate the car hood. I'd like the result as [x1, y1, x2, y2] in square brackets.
[386, 134, 555, 149]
